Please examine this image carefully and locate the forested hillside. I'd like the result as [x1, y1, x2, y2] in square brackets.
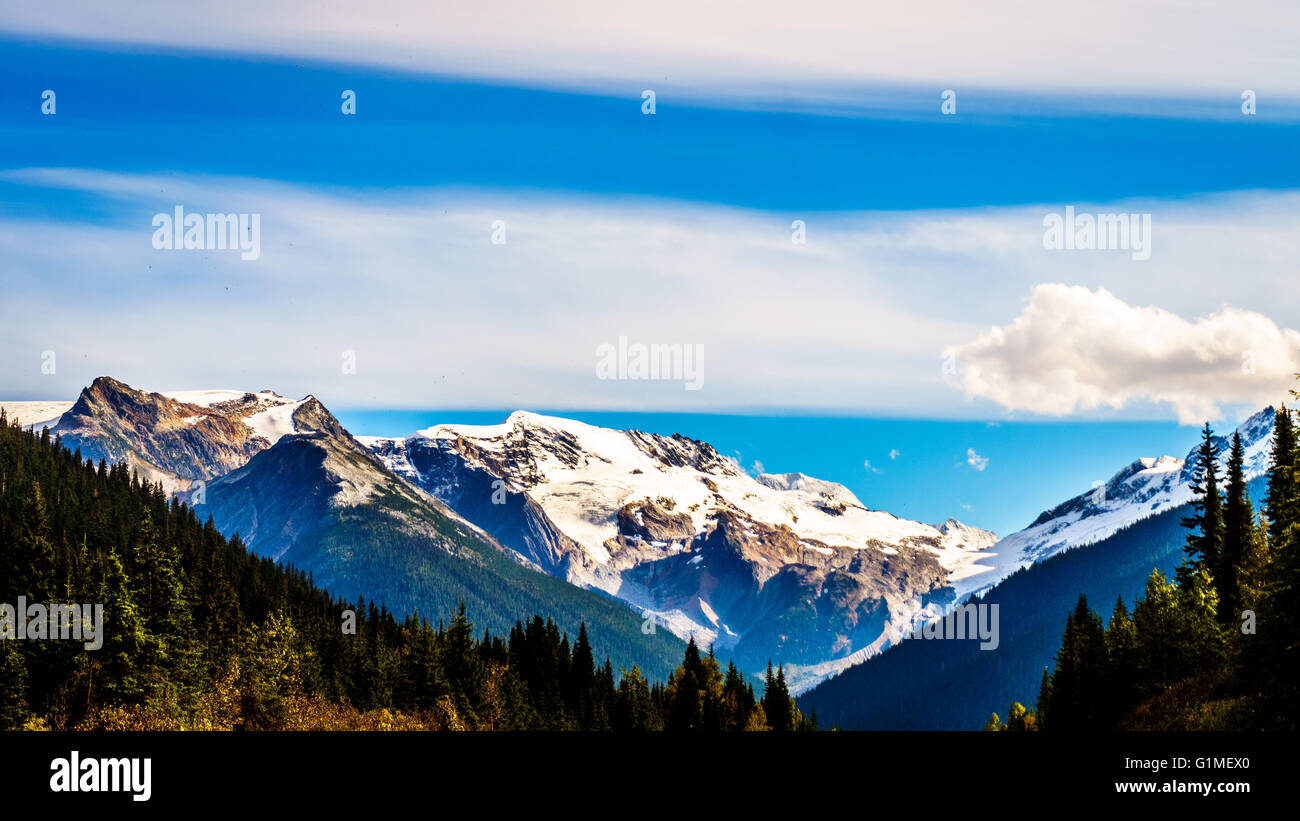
[0, 414, 812, 731]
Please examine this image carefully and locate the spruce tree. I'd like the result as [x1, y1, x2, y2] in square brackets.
[1104, 596, 1139, 722]
[1265, 406, 1297, 547]
[1045, 596, 1108, 729]
[1182, 422, 1224, 578]
[567, 622, 595, 727]
[14, 481, 55, 600]
[1220, 432, 1255, 623]
[762, 664, 794, 731]
[0, 639, 30, 730]
[1034, 668, 1052, 729]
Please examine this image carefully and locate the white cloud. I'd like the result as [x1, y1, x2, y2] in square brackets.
[945, 284, 1300, 424]
[966, 448, 989, 471]
[4, 1, 1300, 101]
[889, 449, 900, 460]
[863, 459, 880, 474]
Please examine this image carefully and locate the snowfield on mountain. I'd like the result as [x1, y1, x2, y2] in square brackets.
[363, 410, 997, 691]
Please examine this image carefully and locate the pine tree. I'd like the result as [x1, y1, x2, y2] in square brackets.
[1182, 422, 1224, 578]
[441, 602, 485, 725]
[1045, 596, 1108, 729]
[98, 549, 147, 703]
[1220, 432, 1255, 624]
[1239, 512, 1272, 612]
[1104, 596, 1139, 723]
[567, 622, 595, 728]
[668, 639, 703, 731]
[722, 660, 754, 730]
[1265, 406, 1297, 547]
[762, 664, 794, 731]
[1034, 668, 1052, 729]
[13, 481, 55, 600]
[0, 639, 30, 729]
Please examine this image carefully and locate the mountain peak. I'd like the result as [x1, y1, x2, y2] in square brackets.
[54, 376, 273, 489]
[932, 517, 999, 549]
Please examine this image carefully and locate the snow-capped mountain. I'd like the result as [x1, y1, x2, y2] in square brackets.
[969, 406, 1277, 596]
[363, 410, 997, 691]
[37, 377, 495, 559]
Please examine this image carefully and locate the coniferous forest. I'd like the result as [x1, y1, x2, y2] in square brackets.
[0, 412, 814, 731]
[987, 405, 1300, 731]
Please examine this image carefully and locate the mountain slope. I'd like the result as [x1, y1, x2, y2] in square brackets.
[968, 407, 1276, 597]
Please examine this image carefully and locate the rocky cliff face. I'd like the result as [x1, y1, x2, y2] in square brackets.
[49, 377, 293, 491]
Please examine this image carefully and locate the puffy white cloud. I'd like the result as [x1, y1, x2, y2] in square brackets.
[889, 449, 900, 460]
[966, 448, 989, 471]
[945, 284, 1300, 424]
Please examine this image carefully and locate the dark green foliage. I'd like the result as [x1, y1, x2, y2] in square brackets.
[1265, 406, 1297, 547]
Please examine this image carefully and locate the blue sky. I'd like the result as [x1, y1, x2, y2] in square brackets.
[2, 4, 1299, 534]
